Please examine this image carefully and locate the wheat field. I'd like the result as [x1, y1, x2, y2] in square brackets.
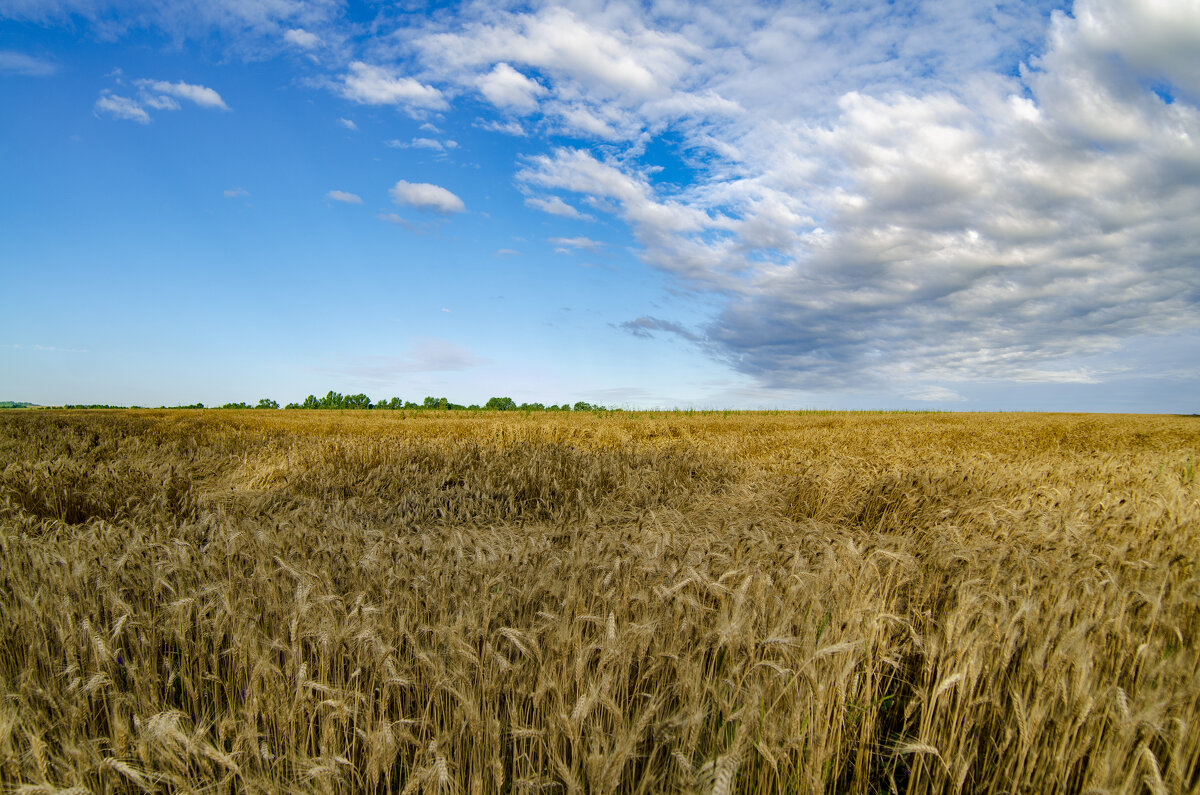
[0, 409, 1197, 794]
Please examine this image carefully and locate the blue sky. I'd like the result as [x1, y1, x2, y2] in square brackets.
[2, 0, 1198, 411]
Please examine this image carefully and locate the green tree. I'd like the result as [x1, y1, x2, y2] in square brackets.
[300, 395, 320, 409]
[256, 398, 279, 409]
[423, 396, 449, 410]
[485, 396, 517, 411]
[344, 393, 372, 409]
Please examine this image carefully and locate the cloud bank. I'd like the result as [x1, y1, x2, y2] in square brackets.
[410, 0, 1200, 396]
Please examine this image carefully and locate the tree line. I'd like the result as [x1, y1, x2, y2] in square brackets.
[20, 392, 611, 412]
[153, 392, 611, 412]
[279, 392, 608, 412]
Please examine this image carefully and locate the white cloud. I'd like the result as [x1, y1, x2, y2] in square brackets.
[389, 180, 465, 214]
[0, 0, 343, 59]
[284, 28, 319, 49]
[902, 386, 968, 402]
[377, 212, 416, 230]
[385, 137, 458, 151]
[223, 187, 249, 198]
[1066, 0, 1200, 100]
[95, 76, 229, 123]
[477, 62, 546, 112]
[0, 50, 56, 76]
[135, 79, 229, 110]
[336, 117, 357, 130]
[525, 195, 593, 220]
[415, 5, 716, 139]
[480, 118, 526, 136]
[325, 190, 361, 204]
[339, 61, 446, 109]
[484, 1, 1200, 395]
[141, 94, 180, 110]
[335, 337, 488, 382]
[549, 236, 601, 251]
[94, 93, 149, 123]
[420, 6, 691, 101]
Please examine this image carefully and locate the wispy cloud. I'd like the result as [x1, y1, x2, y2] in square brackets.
[331, 337, 488, 383]
[385, 137, 458, 151]
[619, 316, 701, 342]
[5, 343, 90, 353]
[479, 119, 526, 136]
[0, 50, 56, 76]
[336, 117, 357, 130]
[134, 79, 229, 110]
[0, 0, 344, 59]
[525, 195, 593, 220]
[95, 92, 150, 123]
[377, 212, 417, 230]
[223, 187, 249, 198]
[549, 236, 602, 252]
[95, 77, 229, 123]
[325, 189, 361, 204]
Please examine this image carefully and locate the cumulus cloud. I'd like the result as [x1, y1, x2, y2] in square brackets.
[0, 50, 56, 76]
[389, 180, 465, 214]
[491, 0, 1200, 396]
[339, 61, 446, 109]
[325, 190, 361, 204]
[477, 62, 546, 112]
[284, 28, 319, 49]
[420, 7, 690, 101]
[415, 5, 715, 140]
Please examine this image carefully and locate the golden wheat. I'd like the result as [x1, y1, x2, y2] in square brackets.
[0, 409, 1197, 793]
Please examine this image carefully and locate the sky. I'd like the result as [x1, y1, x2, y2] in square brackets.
[1, 0, 1198, 411]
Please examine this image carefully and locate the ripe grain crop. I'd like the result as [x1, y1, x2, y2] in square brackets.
[1, 409, 1197, 793]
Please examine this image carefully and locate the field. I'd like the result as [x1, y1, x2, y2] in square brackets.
[1, 409, 1197, 794]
